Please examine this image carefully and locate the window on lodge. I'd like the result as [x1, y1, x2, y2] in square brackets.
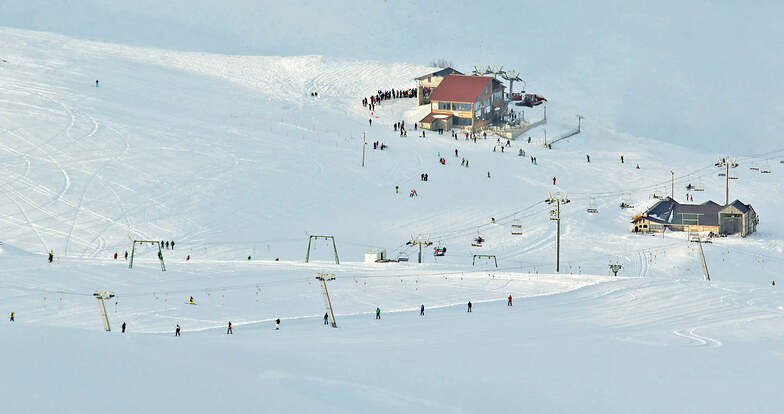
[453, 117, 472, 126]
[452, 102, 472, 112]
[438, 102, 451, 110]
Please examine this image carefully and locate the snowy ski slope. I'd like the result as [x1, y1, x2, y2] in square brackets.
[1, 19, 784, 413]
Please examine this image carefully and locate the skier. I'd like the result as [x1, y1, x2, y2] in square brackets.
[553, 176, 556, 185]
[420, 304, 425, 316]
[9, 312, 14, 322]
[455, 149, 458, 157]
[175, 324, 181, 336]
[422, 131, 425, 138]
[114, 252, 118, 260]
[124, 250, 128, 260]
[369, 119, 372, 127]
[467, 301, 472, 312]
[95, 80, 99, 87]
[507, 295, 513, 306]
[620, 155, 624, 164]
[227, 321, 233, 334]
[48, 250, 53, 264]
[635, 164, 640, 169]
[165, 241, 169, 249]
[487, 171, 491, 179]
[773, 280, 776, 287]
[186, 254, 190, 261]
[376, 307, 381, 320]
[324, 312, 329, 325]
[171, 241, 175, 250]
[395, 185, 399, 194]
[121, 321, 126, 333]
[188, 296, 195, 305]
[275, 318, 280, 330]
[586, 154, 590, 163]
[248, 255, 252, 261]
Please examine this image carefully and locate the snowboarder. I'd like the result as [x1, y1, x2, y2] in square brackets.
[553, 176, 556, 185]
[121, 321, 126, 333]
[48, 250, 53, 264]
[175, 324, 181, 336]
[275, 319, 280, 330]
[420, 304, 425, 316]
[227, 321, 233, 334]
[507, 295, 513, 306]
[467, 301, 472, 312]
[9, 312, 14, 322]
[376, 307, 381, 319]
[324, 312, 329, 325]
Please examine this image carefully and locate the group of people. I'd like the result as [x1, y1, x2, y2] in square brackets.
[420, 173, 429, 181]
[372, 141, 386, 150]
[362, 88, 417, 112]
[372, 296, 513, 320]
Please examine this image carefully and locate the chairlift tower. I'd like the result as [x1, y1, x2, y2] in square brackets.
[500, 71, 524, 98]
[715, 156, 739, 205]
[546, 193, 570, 272]
[406, 235, 433, 264]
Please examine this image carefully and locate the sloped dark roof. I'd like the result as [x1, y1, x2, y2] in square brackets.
[645, 197, 677, 221]
[429, 75, 492, 102]
[722, 200, 751, 213]
[415, 67, 463, 80]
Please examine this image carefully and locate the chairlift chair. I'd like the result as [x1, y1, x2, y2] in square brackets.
[694, 179, 705, 192]
[511, 218, 523, 235]
[586, 197, 599, 214]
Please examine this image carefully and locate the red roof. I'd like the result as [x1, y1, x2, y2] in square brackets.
[429, 75, 492, 102]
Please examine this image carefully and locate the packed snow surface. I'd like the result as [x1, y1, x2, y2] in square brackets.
[1, 16, 784, 413]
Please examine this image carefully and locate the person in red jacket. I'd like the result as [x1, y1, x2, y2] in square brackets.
[552, 176, 556, 185]
[507, 295, 513, 306]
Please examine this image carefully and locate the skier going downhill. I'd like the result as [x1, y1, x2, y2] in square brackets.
[508, 295, 513, 306]
[376, 307, 381, 320]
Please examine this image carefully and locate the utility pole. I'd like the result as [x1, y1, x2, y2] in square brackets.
[362, 131, 367, 167]
[715, 157, 739, 205]
[406, 235, 432, 264]
[670, 170, 674, 200]
[315, 273, 338, 327]
[545, 193, 570, 272]
[93, 290, 115, 331]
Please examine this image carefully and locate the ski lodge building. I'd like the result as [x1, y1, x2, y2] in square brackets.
[418, 74, 506, 132]
[631, 197, 758, 237]
[415, 67, 462, 105]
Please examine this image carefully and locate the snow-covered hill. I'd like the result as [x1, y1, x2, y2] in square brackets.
[1, 18, 784, 413]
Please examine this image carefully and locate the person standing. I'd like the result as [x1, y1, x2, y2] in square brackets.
[124, 250, 128, 260]
[114, 252, 118, 260]
[324, 312, 329, 325]
[95, 80, 99, 87]
[275, 319, 280, 330]
[227, 321, 233, 334]
[375, 307, 381, 320]
[48, 250, 54, 264]
[420, 304, 425, 316]
[552, 176, 556, 185]
[175, 324, 181, 336]
[121, 321, 126, 333]
[9, 312, 14, 322]
[171, 241, 175, 250]
[507, 295, 513, 306]
[467, 301, 472, 312]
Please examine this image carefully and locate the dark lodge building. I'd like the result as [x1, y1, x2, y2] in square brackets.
[632, 197, 758, 237]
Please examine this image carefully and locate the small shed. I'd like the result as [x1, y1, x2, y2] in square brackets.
[718, 200, 757, 237]
[364, 249, 387, 263]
